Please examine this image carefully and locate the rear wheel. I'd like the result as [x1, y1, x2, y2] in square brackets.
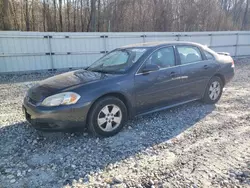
[87, 96, 127, 137]
[202, 76, 223, 104]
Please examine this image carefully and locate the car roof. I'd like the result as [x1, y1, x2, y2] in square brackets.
[121, 41, 205, 49]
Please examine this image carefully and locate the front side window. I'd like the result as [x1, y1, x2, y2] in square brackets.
[144, 47, 176, 69]
[177, 46, 203, 64]
[87, 48, 147, 74]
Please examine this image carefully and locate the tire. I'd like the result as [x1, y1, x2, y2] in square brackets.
[202, 76, 223, 104]
[87, 96, 128, 137]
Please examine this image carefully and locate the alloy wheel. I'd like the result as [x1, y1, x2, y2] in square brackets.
[97, 104, 122, 132]
[209, 81, 221, 100]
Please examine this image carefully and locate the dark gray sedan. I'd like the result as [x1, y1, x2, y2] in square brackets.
[23, 41, 235, 136]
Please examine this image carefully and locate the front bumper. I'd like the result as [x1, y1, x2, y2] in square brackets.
[22, 99, 92, 131]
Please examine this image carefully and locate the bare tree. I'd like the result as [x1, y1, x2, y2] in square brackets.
[31, 0, 35, 31]
[97, 0, 101, 31]
[59, 0, 63, 31]
[2, 0, 10, 30]
[67, 0, 70, 31]
[73, 0, 76, 31]
[43, 0, 46, 31]
[79, 0, 84, 31]
[53, 0, 57, 31]
[1, 0, 250, 32]
[24, 0, 30, 31]
[9, 0, 19, 30]
[89, 0, 96, 32]
[45, 0, 53, 31]
[242, 0, 249, 29]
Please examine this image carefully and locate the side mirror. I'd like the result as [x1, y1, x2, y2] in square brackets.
[141, 64, 159, 74]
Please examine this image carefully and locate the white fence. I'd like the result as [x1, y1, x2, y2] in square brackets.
[0, 31, 250, 73]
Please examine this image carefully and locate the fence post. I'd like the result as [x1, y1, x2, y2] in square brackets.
[101, 35, 108, 54]
[176, 34, 180, 41]
[45, 35, 54, 70]
[209, 34, 213, 47]
[235, 33, 239, 57]
[142, 34, 146, 43]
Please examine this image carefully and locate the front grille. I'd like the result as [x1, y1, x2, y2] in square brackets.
[29, 92, 42, 102]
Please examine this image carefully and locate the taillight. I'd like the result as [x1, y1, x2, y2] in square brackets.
[231, 59, 235, 68]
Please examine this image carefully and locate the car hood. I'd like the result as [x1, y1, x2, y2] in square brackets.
[28, 70, 108, 102]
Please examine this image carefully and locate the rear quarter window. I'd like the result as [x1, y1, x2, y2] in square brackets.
[204, 50, 215, 60]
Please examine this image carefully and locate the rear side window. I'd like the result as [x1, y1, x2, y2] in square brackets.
[204, 50, 215, 60]
[177, 46, 203, 64]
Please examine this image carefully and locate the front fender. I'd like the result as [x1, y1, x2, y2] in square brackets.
[69, 76, 136, 118]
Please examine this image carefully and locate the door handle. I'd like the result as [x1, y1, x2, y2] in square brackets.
[170, 72, 176, 78]
[204, 65, 209, 70]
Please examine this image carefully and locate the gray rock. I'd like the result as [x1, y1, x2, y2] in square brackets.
[7, 175, 15, 179]
[10, 179, 16, 183]
[113, 176, 123, 184]
[32, 140, 37, 145]
[83, 133, 88, 136]
[242, 171, 250, 178]
[27, 153, 53, 166]
[149, 179, 154, 185]
[112, 183, 127, 188]
[137, 184, 143, 188]
[5, 169, 12, 173]
[17, 170, 22, 177]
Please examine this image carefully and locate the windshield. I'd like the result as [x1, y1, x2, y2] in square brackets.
[87, 48, 147, 74]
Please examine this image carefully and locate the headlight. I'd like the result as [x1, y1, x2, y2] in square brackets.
[41, 92, 81, 107]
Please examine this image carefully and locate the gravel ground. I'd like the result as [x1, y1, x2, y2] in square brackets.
[0, 58, 250, 188]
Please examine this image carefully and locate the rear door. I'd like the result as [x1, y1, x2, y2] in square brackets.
[134, 46, 183, 114]
[176, 45, 219, 99]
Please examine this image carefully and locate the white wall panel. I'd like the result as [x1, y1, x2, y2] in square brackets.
[1, 37, 48, 54]
[145, 36, 177, 42]
[51, 37, 103, 53]
[106, 36, 143, 51]
[52, 54, 102, 69]
[237, 46, 250, 56]
[211, 46, 236, 56]
[238, 34, 250, 45]
[0, 31, 250, 73]
[179, 36, 211, 46]
[211, 34, 238, 46]
[0, 56, 51, 73]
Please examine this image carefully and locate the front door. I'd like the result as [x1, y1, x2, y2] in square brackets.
[134, 46, 183, 114]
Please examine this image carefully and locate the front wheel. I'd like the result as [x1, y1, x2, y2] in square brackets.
[202, 76, 223, 104]
[87, 96, 127, 137]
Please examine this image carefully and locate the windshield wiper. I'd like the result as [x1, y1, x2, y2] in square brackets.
[91, 69, 122, 74]
[90, 69, 111, 74]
